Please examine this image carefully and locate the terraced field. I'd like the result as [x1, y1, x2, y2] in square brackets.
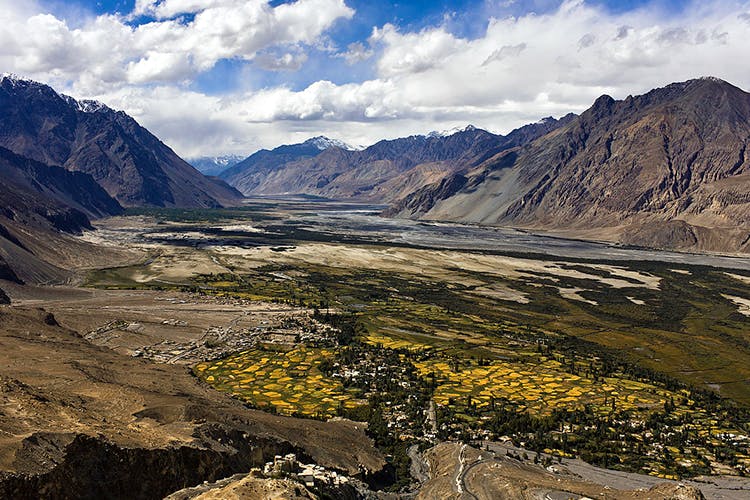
[194, 346, 364, 418]
[412, 358, 676, 414]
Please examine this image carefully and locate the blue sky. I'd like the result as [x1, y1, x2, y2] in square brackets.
[6, 0, 747, 156]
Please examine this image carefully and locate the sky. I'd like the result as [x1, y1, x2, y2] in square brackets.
[1, 0, 749, 157]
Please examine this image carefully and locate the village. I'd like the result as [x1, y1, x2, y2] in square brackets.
[79, 286, 750, 481]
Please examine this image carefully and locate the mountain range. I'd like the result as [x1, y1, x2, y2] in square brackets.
[1, 74, 749, 256]
[0, 75, 242, 208]
[219, 136, 363, 193]
[221, 119, 575, 203]
[217, 77, 750, 253]
[388, 77, 750, 253]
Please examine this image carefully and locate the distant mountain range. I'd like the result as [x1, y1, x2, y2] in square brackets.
[219, 136, 362, 194]
[221, 119, 574, 203]
[187, 155, 245, 176]
[0, 75, 242, 208]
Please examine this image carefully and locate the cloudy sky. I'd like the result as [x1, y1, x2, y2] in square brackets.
[2, 0, 749, 157]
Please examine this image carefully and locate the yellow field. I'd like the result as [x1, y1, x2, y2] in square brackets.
[413, 358, 680, 415]
[362, 333, 433, 351]
[194, 346, 364, 418]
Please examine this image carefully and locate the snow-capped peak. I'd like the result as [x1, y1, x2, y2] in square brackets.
[0, 73, 29, 85]
[60, 94, 109, 113]
[189, 154, 244, 166]
[77, 99, 109, 113]
[0, 75, 109, 113]
[305, 136, 359, 151]
[0, 73, 53, 92]
[427, 124, 477, 138]
[698, 76, 725, 83]
[211, 154, 244, 166]
[536, 116, 556, 124]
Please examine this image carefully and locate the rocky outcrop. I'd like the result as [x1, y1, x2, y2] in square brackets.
[167, 472, 317, 500]
[383, 173, 467, 217]
[0, 147, 122, 221]
[0, 253, 22, 285]
[418, 442, 707, 500]
[0, 429, 303, 500]
[620, 220, 698, 250]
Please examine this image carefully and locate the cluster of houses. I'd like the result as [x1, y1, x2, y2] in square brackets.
[262, 453, 350, 489]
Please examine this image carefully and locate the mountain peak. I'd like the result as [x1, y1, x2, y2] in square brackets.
[0, 73, 37, 87]
[1, 76, 113, 116]
[656, 76, 742, 97]
[0, 74, 60, 101]
[427, 124, 479, 138]
[696, 75, 728, 84]
[1, 73, 23, 83]
[0, 75, 242, 208]
[304, 136, 359, 151]
[536, 117, 555, 124]
[60, 95, 110, 114]
[622, 77, 749, 115]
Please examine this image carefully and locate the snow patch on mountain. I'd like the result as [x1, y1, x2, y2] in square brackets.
[202, 155, 244, 167]
[74, 98, 109, 113]
[426, 124, 477, 138]
[187, 155, 245, 175]
[0, 73, 28, 86]
[1, 75, 110, 114]
[304, 136, 361, 151]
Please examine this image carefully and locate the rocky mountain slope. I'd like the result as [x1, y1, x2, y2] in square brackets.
[0, 75, 242, 208]
[0, 146, 122, 227]
[391, 78, 750, 253]
[222, 119, 574, 203]
[0, 305, 385, 500]
[0, 145, 128, 284]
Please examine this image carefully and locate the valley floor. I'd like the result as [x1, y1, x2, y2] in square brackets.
[2, 199, 750, 498]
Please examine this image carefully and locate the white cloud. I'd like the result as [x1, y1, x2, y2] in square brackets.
[338, 42, 374, 65]
[254, 51, 309, 72]
[371, 23, 467, 77]
[127, 51, 194, 83]
[133, 0, 232, 19]
[482, 42, 527, 65]
[223, 0, 750, 138]
[0, 0, 353, 88]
